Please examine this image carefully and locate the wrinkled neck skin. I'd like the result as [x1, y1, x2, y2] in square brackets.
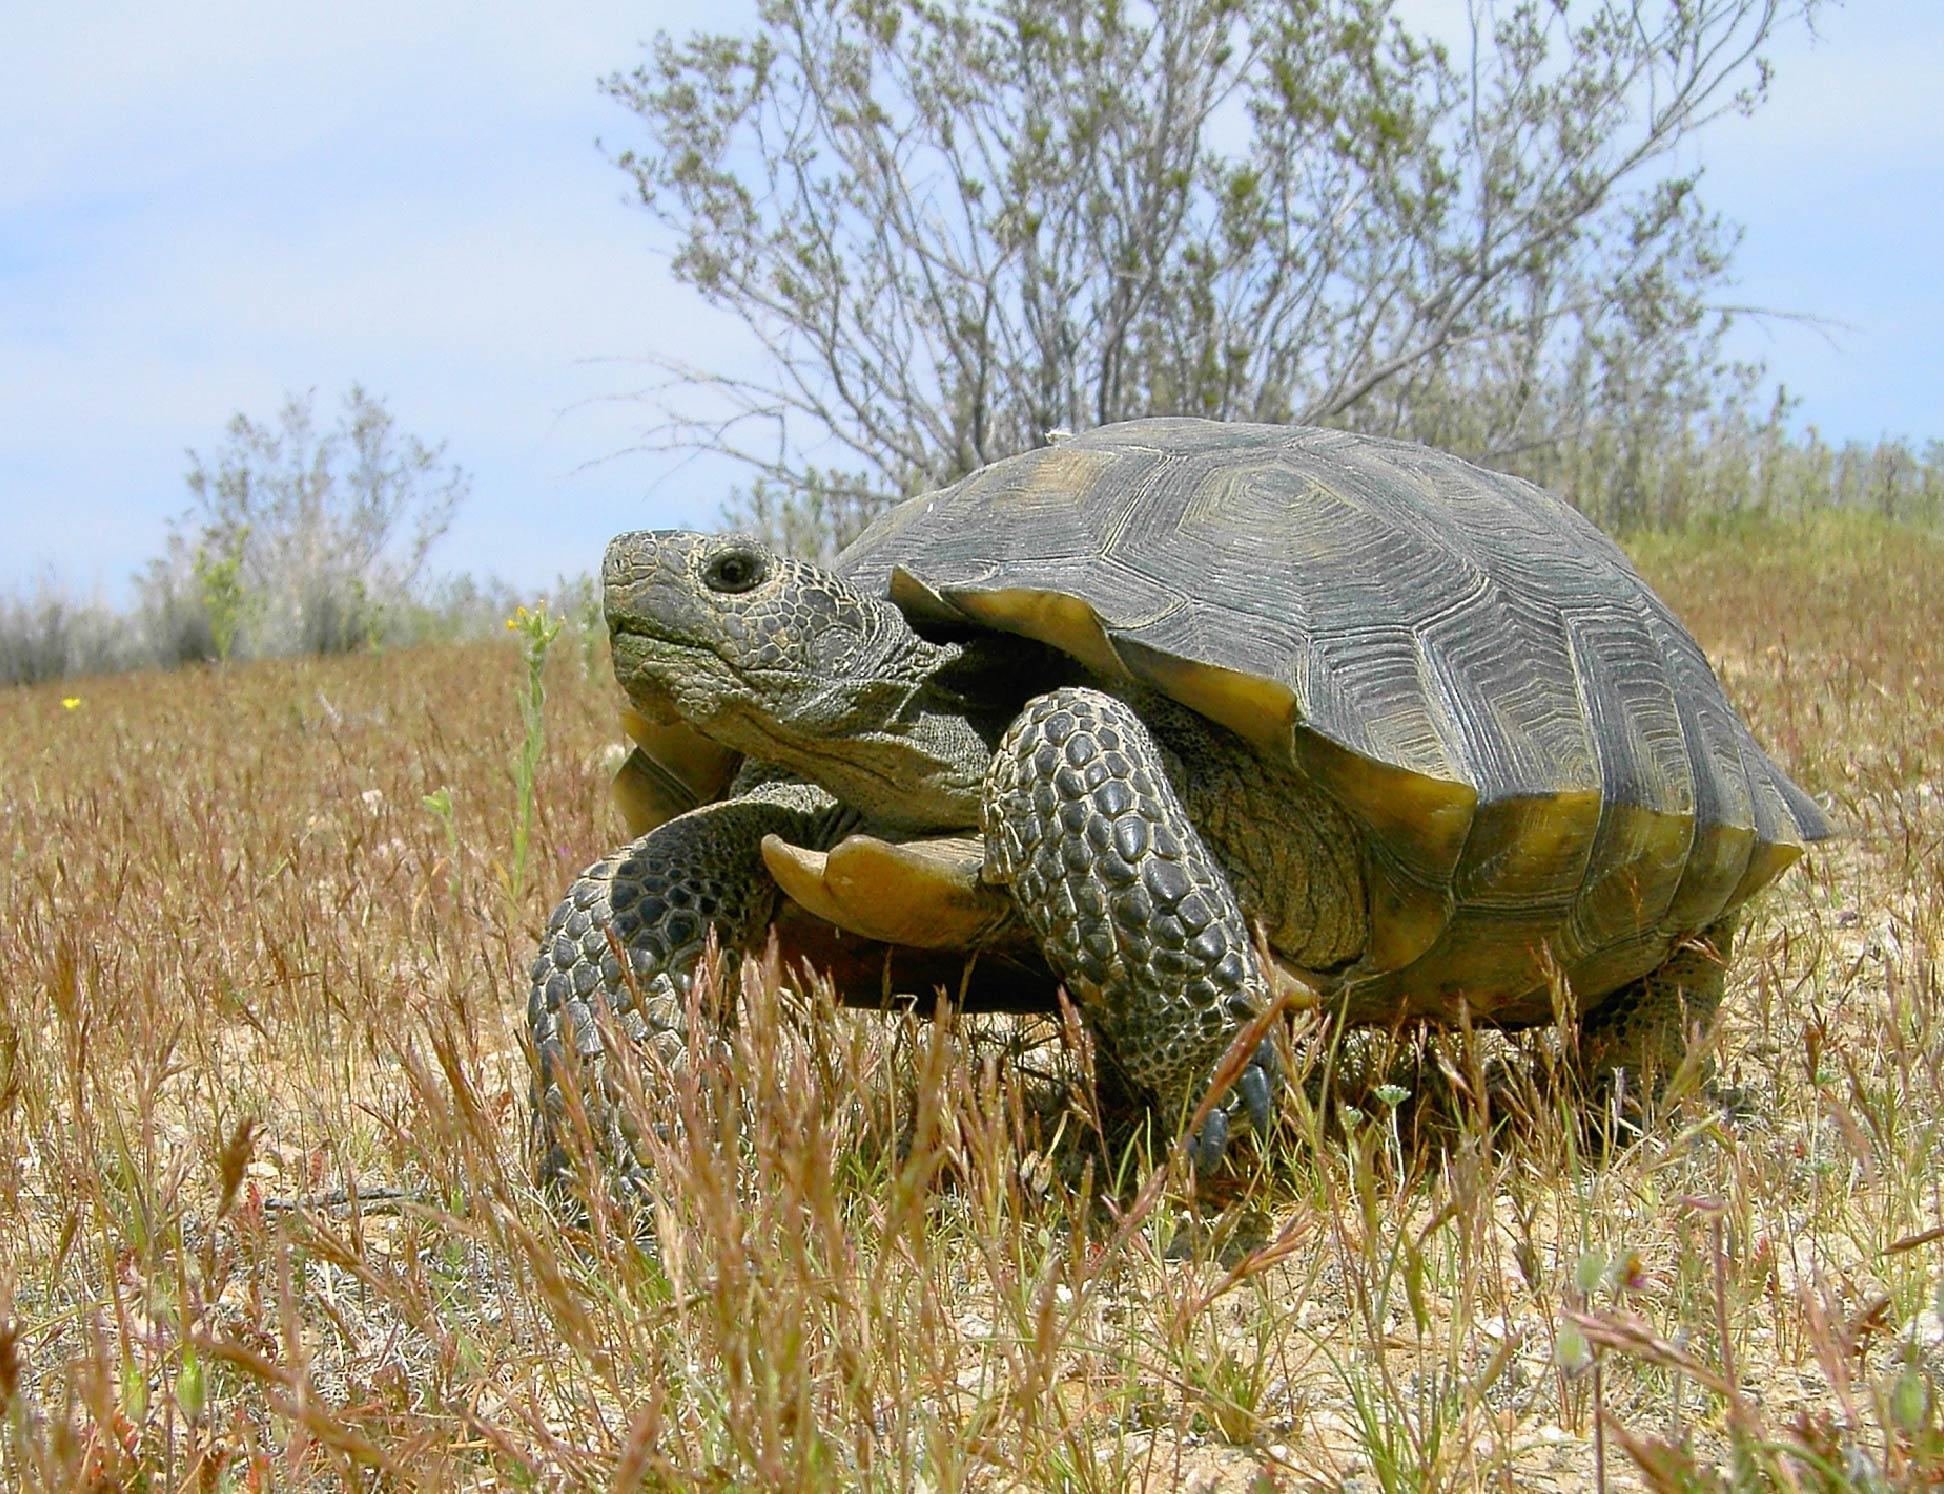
[622, 607, 1048, 835]
[727, 632, 1021, 832]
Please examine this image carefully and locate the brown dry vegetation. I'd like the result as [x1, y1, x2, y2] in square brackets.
[2, 511, 1940, 1490]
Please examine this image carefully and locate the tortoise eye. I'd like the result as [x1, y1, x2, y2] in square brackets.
[703, 548, 765, 595]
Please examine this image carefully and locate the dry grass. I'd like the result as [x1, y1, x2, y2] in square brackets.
[2, 511, 1940, 1490]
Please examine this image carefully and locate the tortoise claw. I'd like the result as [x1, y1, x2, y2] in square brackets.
[1234, 1035, 1283, 1139]
[1189, 1106, 1231, 1172]
[1188, 1037, 1283, 1172]
[1238, 1054, 1275, 1138]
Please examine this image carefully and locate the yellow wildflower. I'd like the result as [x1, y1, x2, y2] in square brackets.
[61, 697, 81, 710]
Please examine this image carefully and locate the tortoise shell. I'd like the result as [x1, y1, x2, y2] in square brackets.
[832, 419, 1827, 1015]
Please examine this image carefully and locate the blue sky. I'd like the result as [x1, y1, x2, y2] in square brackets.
[4, 1, 1940, 602]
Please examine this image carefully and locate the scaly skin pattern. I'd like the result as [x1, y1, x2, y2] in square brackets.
[983, 687, 1282, 1161]
[1131, 692, 1367, 971]
[1577, 917, 1736, 1104]
[527, 778, 841, 1202]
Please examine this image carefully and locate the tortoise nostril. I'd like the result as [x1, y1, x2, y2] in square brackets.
[606, 531, 693, 590]
[604, 533, 653, 580]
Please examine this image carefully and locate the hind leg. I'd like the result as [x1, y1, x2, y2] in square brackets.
[1577, 918, 1737, 1108]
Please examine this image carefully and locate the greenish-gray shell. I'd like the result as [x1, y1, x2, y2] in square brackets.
[836, 418, 1828, 1018]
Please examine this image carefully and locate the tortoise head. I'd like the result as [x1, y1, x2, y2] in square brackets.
[602, 531, 996, 826]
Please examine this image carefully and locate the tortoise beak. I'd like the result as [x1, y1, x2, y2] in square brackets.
[603, 532, 691, 722]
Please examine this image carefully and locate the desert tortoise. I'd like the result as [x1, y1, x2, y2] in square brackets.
[528, 419, 1828, 1195]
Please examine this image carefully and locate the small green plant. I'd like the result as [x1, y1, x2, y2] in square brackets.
[1177, 1312, 1277, 1445]
[192, 526, 250, 662]
[505, 601, 564, 911]
[422, 786, 462, 906]
[564, 572, 605, 681]
[351, 577, 387, 654]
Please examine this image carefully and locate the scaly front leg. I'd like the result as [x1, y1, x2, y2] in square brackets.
[983, 688, 1282, 1170]
[527, 777, 843, 1203]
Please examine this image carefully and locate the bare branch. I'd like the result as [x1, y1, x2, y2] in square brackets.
[606, 0, 1823, 548]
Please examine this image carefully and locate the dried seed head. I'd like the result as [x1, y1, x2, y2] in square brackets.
[217, 1117, 259, 1221]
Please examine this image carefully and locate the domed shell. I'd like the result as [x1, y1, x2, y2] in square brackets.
[839, 419, 1828, 1011]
